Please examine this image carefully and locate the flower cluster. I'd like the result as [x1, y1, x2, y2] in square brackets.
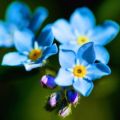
[1, 2, 58, 71]
[0, 2, 119, 118]
[41, 7, 119, 117]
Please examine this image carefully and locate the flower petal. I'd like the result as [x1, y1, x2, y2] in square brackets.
[59, 49, 76, 68]
[86, 63, 111, 80]
[52, 19, 75, 44]
[70, 7, 95, 34]
[55, 68, 74, 86]
[41, 44, 58, 61]
[5, 1, 31, 28]
[37, 25, 54, 46]
[90, 20, 119, 45]
[29, 7, 48, 32]
[24, 63, 42, 71]
[94, 45, 110, 64]
[0, 21, 13, 47]
[14, 29, 34, 53]
[73, 79, 94, 96]
[77, 42, 95, 64]
[2, 52, 27, 66]
[60, 44, 79, 53]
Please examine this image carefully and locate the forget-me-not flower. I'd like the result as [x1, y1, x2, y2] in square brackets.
[52, 7, 119, 64]
[2, 25, 58, 71]
[0, 1, 48, 47]
[55, 42, 111, 96]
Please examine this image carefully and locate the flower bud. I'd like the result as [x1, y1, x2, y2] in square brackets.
[48, 92, 60, 107]
[66, 89, 79, 105]
[59, 105, 71, 118]
[40, 75, 56, 89]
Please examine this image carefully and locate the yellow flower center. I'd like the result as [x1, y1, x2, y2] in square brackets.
[77, 36, 89, 45]
[73, 65, 87, 78]
[29, 49, 42, 61]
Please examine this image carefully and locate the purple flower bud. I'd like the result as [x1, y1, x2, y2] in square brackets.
[59, 105, 71, 118]
[66, 90, 79, 105]
[48, 92, 60, 107]
[40, 75, 56, 89]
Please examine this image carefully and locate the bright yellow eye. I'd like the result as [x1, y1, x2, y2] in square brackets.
[77, 36, 89, 45]
[29, 49, 42, 61]
[73, 65, 87, 78]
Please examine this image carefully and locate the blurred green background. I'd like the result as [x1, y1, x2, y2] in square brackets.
[0, 0, 120, 120]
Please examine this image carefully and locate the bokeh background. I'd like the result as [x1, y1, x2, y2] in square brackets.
[0, 0, 120, 120]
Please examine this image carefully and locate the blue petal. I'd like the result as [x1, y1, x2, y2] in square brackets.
[59, 49, 76, 68]
[90, 20, 120, 45]
[29, 7, 48, 32]
[77, 42, 95, 64]
[73, 79, 94, 96]
[14, 29, 34, 53]
[70, 7, 95, 34]
[41, 44, 58, 61]
[60, 44, 79, 53]
[86, 63, 111, 81]
[52, 19, 75, 44]
[2, 52, 27, 66]
[55, 68, 73, 86]
[94, 45, 110, 64]
[37, 25, 54, 46]
[0, 21, 13, 47]
[24, 63, 42, 71]
[5, 1, 31, 28]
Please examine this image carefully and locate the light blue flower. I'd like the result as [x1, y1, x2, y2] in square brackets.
[0, 1, 48, 47]
[52, 7, 119, 64]
[55, 43, 111, 96]
[2, 25, 58, 71]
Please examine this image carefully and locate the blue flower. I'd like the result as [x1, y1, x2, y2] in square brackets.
[0, 1, 48, 47]
[55, 43, 111, 96]
[2, 25, 58, 71]
[52, 7, 119, 64]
